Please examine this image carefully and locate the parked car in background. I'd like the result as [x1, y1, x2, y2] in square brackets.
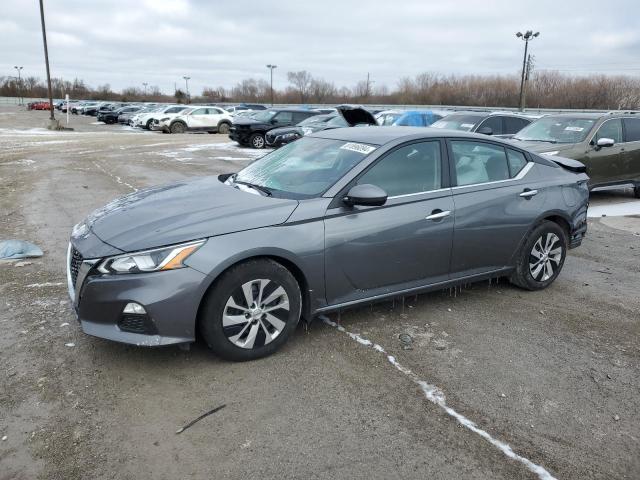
[66, 127, 588, 360]
[229, 108, 324, 148]
[265, 106, 377, 147]
[392, 110, 446, 127]
[376, 110, 403, 126]
[74, 102, 99, 114]
[117, 106, 147, 124]
[224, 105, 251, 115]
[100, 106, 141, 125]
[28, 101, 51, 111]
[134, 105, 188, 130]
[430, 111, 534, 137]
[163, 106, 234, 134]
[239, 103, 267, 111]
[510, 112, 640, 195]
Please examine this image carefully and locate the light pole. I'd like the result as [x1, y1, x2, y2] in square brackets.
[516, 30, 539, 111]
[39, 0, 56, 123]
[266, 64, 277, 106]
[183, 76, 190, 103]
[142, 82, 148, 97]
[14, 66, 23, 105]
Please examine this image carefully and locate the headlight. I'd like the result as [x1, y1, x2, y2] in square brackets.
[97, 240, 205, 274]
[301, 128, 313, 135]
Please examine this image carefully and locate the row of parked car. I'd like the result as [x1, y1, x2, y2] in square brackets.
[228, 105, 640, 196]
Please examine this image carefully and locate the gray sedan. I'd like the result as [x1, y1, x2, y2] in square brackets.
[67, 128, 589, 360]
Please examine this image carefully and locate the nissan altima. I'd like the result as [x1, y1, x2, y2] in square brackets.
[67, 128, 589, 361]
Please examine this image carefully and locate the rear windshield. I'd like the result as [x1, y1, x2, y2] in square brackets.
[514, 117, 596, 143]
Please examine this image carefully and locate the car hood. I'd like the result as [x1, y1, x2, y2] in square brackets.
[336, 105, 378, 126]
[267, 126, 302, 136]
[81, 176, 299, 253]
[509, 139, 576, 154]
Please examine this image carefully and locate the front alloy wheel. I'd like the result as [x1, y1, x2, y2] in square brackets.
[223, 279, 289, 349]
[199, 259, 301, 361]
[249, 133, 265, 149]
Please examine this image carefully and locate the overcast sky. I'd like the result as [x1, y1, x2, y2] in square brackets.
[2, 0, 639, 94]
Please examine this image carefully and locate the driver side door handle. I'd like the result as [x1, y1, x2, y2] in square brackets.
[520, 189, 538, 198]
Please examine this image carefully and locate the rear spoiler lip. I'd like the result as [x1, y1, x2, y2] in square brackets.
[548, 155, 587, 174]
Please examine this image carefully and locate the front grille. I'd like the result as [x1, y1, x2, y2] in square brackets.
[69, 247, 83, 288]
[118, 314, 157, 335]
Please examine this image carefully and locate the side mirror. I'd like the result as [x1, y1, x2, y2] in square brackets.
[596, 137, 615, 149]
[343, 184, 387, 207]
[477, 126, 493, 135]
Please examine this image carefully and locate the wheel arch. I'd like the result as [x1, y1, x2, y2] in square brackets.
[509, 210, 572, 265]
[195, 251, 313, 339]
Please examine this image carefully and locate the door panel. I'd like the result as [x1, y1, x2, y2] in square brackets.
[586, 119, 626, 185]
[623, 118, 640, 181]
[448, 139, 546, 276]
[324, 192, 454, 306]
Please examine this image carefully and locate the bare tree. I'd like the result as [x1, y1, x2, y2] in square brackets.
[287, 70, 313, 103]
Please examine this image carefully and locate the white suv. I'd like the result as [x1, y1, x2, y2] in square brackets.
[166, 106, 233, 134]
[135, 105, 189, 130]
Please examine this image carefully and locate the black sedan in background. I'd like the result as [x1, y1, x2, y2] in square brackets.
[99, 106, 142, 124]
[265, 106, 378, 148]
[229, 108, 323, 148]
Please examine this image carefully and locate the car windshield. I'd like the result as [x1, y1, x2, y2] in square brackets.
[232, 137, 376, 198]
[252, 110, 277, 122]
[430, 115, 483, 131]
[326, 115, 349, 127]
[513, 117, 597, 143]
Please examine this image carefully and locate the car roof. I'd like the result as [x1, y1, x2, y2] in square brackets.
[539, 112, 603, 120]
[311, 126, 504, 146]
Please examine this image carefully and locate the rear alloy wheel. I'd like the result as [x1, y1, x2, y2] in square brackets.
[170, 122, 186, 134]
[510, 221, 567, 291]
[217, 122, 231, 135]
[249, 133, 265, 149]
[199, 259, 301, 361]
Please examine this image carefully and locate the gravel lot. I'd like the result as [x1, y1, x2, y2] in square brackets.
[1, 105, 639, 480]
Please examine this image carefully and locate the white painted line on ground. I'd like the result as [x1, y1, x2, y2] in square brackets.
[92, 161, 138, 192]
[25, 282, 64, 288]
[321, 316, 556, 480]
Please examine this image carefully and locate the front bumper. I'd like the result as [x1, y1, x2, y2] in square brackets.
[67, 243, 209, 346]
[229, 128, 251, 144]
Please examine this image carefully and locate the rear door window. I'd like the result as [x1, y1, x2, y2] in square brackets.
[451, 141, 509, 185]
[274, 112, 293, 124]
[506, 149, 528, 177]
[594, 119, 623, 143]
[623, 118, 640, 142]
[293, 112, 311, 124]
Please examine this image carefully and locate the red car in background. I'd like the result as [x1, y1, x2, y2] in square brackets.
[28, 101, 51, 111]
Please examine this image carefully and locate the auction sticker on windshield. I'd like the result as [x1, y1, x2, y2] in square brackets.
[565, 126, 584, 132]
[340, 142, 377, 155]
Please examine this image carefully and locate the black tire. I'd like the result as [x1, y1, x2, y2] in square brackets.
[170, 122, 186, 134]
[199, 259, 302, 361]
[145, 119, 154, 129]
[217, 122, 231, 135]
[105, 117, 115, 124]
[249, 133, 265, 149]
[509, 221, 567, 291]
[634, 184, 640, 198]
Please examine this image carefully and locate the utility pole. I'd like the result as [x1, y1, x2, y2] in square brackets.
[39, 0, 57, 125]
[516, 30, 539, 111]
[266, 64, 277, 106]
[142, 82, 148, 97]
[183, 76, 190, 103]
[14, 66, 23, 105]
[366, 72, 370, 98]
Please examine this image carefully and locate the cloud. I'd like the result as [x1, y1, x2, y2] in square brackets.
[1, 0, 639, 94]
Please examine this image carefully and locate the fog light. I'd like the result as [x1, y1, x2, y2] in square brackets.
[123, 302, 146, 315]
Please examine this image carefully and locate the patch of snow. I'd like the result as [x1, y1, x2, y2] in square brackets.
[588, 199, 640, 217]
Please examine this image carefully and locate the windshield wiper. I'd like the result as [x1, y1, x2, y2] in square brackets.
[516, 138, 558, 143]
[233, 179, 272, 196]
